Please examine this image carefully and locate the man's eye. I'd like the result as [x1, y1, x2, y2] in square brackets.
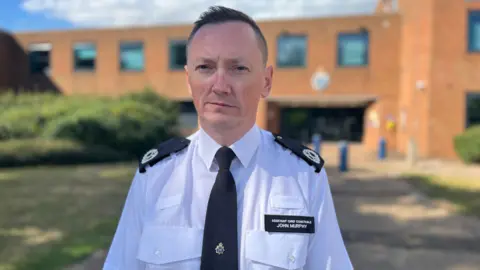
[235, 66, 249, 71]
[196, 64, 210, 70]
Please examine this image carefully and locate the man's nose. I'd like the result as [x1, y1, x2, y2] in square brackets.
[211, 70, 231, 94]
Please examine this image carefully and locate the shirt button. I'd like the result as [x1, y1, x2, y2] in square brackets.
[155, 250, 161, 256]
[288, 254, 295, 262]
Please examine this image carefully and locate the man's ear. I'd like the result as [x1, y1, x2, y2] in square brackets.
[261, 65, 273, 98]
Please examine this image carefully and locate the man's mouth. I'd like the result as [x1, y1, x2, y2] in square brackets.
[209, 102, 233, 107]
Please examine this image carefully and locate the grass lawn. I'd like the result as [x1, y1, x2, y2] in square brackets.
[402, 173, 480, 218]
[0, 162, 137, 270]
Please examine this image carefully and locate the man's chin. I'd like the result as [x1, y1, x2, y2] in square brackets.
[201, 113, 238, 128]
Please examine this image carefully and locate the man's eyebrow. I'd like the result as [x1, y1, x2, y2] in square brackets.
[194, 57, 217, 63]
[227, 58, 246, 64]
[194, 57, 247, 63]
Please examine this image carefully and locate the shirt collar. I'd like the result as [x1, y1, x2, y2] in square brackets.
[198, 124, 260, 170]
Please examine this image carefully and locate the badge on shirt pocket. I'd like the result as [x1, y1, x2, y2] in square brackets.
[264, 214, 315, 234]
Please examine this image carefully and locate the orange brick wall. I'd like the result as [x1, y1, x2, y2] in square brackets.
[2, 0, 479, 159]
[393, 0, 480, 159]
[427, 0, 480, 159]
[6, 15, 401, 100]
[396, 0, 435, 158]
[5, 25, 195, 97]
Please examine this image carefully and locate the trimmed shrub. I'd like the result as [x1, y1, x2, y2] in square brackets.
[454, 125, 480, 164]
[41, 90, 179, 158]
[119, 88, 179, 128]
[0, 90, 60, 110]
[0, 93, 108, 140]
[0, 139, 129, 168]
[1, 88, 180, 165]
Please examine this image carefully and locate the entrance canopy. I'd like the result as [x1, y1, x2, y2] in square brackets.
[266, 94, 377, 108]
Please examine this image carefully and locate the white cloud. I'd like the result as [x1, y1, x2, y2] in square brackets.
[21, 0, 378, 28]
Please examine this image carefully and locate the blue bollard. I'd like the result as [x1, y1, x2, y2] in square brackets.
[339, 141, 348, 172]
[312, 133, 321, 154]
[378, 137, 387, 160]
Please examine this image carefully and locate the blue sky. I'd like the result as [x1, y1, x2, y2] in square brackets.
[0, 1, 73, 32]
[0, 0, 378, 33]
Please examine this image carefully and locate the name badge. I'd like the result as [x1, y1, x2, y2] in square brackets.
[264, 214, 315, 234]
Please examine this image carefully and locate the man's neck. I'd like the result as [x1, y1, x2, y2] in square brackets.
[199, 120, 255, 146]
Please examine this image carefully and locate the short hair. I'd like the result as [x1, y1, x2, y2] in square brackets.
[186, 6, 268, 65]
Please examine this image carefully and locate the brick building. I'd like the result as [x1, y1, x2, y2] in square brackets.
[1, 0, 480, 160]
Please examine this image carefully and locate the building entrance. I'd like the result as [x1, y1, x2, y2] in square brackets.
[279, 107, 366, 144]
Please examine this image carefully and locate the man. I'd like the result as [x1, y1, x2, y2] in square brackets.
[103, 5, 353, 270]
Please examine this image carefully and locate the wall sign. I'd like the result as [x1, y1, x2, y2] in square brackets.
[368, 111, 379, 128]
[311, 70, 330, 91]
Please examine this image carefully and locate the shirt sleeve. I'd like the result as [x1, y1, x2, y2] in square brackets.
[103, 169, 147, 270]
[305, 168, 354, 270]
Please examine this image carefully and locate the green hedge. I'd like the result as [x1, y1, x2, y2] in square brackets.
[454, 125, 480, 164]
[42, 97, 179, 158]
[0, 139, 129, 168]
[0, 88, 180, 165]
[1, 93, 108, 140]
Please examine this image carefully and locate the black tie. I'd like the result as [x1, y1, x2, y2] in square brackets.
[201, 146, 239, 270]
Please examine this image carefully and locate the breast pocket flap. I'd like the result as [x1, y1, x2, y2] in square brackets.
[136, 225, 203, 265]
[245, 230, 309, 269]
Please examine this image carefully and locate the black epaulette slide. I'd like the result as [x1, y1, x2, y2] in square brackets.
[273, 134, 324, 173]
[139, 137, 190, 173]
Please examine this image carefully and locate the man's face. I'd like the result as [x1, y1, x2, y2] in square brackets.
[185, 21, 273, 130]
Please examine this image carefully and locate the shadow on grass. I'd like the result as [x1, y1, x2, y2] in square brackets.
[14, 219, 117, 270]
[402, 174, 480, 219]
[0, 162, 137, 270]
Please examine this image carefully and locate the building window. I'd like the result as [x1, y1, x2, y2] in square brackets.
[74, 42, 96, 71]
[120, 41, 144, 71]
[466, 92, 480, 128]
[169, 40, 187, 70]
[276, 34, 307, 68]
[337, 31, 369, 67]
[28, 43, 51, 75]
[468, 10, 480, 52]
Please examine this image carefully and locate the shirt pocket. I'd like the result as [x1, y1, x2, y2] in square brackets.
[270, 195, 305, 210]
[245, 230, 309, 270]
[268, 195, 310, 217]
[136, 224, 203, 270]
[156, 194, 182, 210]
[150, 194, 183, 224]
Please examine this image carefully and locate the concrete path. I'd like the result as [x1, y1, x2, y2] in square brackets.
[327, 167, 480, 270]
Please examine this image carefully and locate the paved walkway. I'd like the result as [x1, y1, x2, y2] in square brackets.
[326, 167, 480, 270]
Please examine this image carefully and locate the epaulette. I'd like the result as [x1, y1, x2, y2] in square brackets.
[273, 134, 324, 173]
[139, 137, 190, 173]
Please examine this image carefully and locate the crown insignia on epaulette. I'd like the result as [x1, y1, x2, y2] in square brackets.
[274, 135, 324, 173]
[139, 137, 190, 173]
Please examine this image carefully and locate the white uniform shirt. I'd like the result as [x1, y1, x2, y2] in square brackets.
[103, 125, 353, 270]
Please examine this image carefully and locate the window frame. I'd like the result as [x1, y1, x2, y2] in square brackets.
[337, 30, 370, 68]
[467, 9, 480, 53]
[73, 41, 97, 72]
[168, 39, 188, 71]
[27, 42, 52, 75]
[119, 40, 145, 72]
[275, 33, 308, 69]
[466, 91, 480, 129]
